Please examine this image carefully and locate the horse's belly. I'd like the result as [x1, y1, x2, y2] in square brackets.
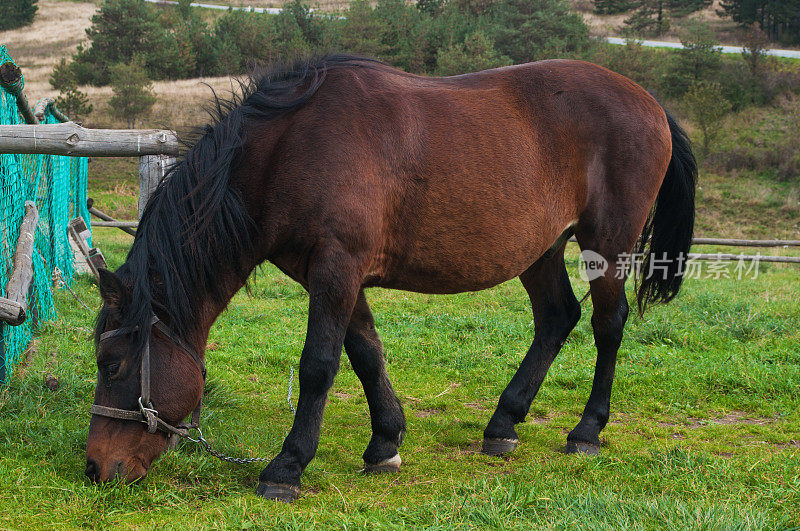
[373, 210, 571, 294]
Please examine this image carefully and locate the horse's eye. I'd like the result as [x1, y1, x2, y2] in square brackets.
[106, 363, 121, 378]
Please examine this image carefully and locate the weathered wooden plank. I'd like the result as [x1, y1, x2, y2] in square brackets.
[88, 202, 137, 236]
[139, 154, 176, 218]
[68, 218, 101, 280]
[92, 221, 139, 229]
[568, 237, 800, 248]
[2, 201, 39, 325]
[0, 123, 181, 156]
[32, 98, 70, 123]
[0, 298, 25, 325]
[691, 238, 800, 248]
[687, 254, 800, 263]
[0, 334, 5, 383]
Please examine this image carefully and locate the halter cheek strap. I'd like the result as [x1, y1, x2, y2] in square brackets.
[90, 314, 206, 437]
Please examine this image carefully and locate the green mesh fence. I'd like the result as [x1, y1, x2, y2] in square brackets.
[0, 45, 91, 382]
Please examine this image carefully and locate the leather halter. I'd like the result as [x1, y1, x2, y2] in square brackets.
[90, 314, 207, 437]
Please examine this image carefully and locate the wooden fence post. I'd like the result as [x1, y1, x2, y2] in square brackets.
[0, 202, 39, 326]
[138, 154, 175, 219]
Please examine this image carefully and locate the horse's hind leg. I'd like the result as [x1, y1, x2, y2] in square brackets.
[344, 290, 406, 472]
[566, 229, 634, 455]
[483, 248, 580, 455]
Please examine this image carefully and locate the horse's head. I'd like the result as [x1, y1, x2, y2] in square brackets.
[85, 269, 205, 483]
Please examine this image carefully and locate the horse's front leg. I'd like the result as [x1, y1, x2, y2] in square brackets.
[257, 245, 361, 502]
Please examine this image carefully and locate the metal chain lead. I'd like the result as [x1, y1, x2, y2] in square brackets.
[185, 364, 297, 465]
[185, 428, 271, 464]
[196, 434, 272, 464]
[287, 365, 296, 415]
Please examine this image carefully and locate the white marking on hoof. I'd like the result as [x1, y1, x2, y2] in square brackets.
[363, 453, 402, 474]
[379, 454, 401, 467]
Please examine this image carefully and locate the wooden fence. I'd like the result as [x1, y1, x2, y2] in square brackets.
[0, 123, 178, 219]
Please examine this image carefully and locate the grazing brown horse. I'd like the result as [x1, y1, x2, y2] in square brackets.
[86, 55, 696, 502]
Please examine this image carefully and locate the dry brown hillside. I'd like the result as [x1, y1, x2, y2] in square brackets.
[0, 0, 234, 128]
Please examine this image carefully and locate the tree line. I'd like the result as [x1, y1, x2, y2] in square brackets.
[34, 0, 800, 158]
[594, 0, 800, 42]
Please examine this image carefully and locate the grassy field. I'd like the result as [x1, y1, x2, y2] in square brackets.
[0, 161, 799, 528]
[2, 3, 800, 524]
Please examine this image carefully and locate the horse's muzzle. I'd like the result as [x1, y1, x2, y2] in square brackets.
[84, 457, 147, 483]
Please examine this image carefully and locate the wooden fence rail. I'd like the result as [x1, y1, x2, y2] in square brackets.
[0, 124, 179, 218]
[691, 238, 800, 247]
[92, 221, 139, 229]
[0, 123, 180, 157]
[567, 236, 800, 249]
[688, 254, 800, 263]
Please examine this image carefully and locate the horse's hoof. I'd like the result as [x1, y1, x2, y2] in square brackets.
[482, 437, 519, 456]
[564, 440, 600, 456]
[256, 482, 300, 503]
[363, 454, 401, 474]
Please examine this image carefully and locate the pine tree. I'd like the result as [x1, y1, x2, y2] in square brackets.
[50, 58, 92, 121]
[593, 0, 635, 15]
[108, 62, 156, 129]
[490, 0, 590, 63]
[56, 88, 93, 122]
[625, 0, 670, 36]
[624, 0, 712, 37]
[719, 0, 800, 44]
[0, 0, 38, 30]
[436, 31, 512, 75]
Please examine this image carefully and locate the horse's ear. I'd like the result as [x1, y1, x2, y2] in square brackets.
[97, 269, 130, 310]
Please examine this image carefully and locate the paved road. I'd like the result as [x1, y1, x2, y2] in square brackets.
[143, 0, 800, 60]
[605, 36, 800, 59]
[145, 0, 283, 14]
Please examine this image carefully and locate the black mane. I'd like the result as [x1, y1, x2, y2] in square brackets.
[96, 53, 382, 353]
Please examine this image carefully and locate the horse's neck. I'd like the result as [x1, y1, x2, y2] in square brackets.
[189, 275, 251, 359]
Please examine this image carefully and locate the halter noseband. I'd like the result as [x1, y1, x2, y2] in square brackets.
[90, 314, 207, 437]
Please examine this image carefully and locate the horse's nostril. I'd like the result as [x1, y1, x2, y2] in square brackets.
[85, 459, 100, 482]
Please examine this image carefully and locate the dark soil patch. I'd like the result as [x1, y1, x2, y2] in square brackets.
[687, 411, 777, 427]
[414, 408, 443, 418]
[333, 391, 354, 400]
[464, 402, 489, 412]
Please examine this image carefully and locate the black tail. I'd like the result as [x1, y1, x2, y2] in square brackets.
[635, 112, 697, 314]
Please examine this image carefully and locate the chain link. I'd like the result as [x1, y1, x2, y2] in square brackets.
[190, 363, 296, 464]
[185, 428, 271, 464]
[287, 365, 296, 415]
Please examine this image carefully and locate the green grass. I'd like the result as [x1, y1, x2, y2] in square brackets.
[0, 222, 799, 528]
[2, 155, 800, 528]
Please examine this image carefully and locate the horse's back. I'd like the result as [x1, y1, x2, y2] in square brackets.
[268, 59, 671, 294]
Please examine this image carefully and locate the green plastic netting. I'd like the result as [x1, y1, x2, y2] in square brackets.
[0, 45, 91, 382]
